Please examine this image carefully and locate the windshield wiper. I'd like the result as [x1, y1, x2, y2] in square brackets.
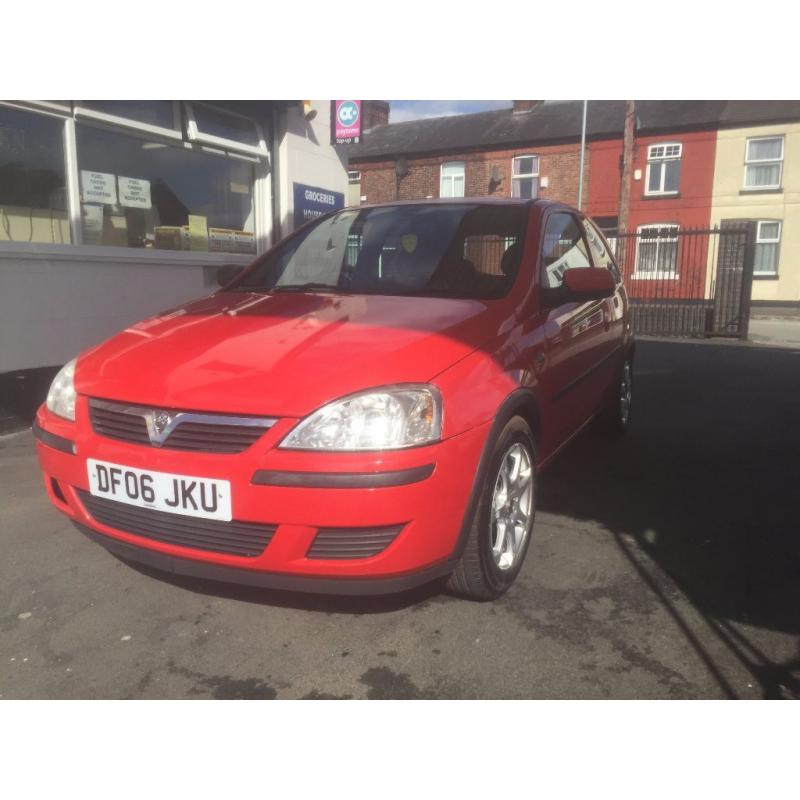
[270, 282, 340, 293]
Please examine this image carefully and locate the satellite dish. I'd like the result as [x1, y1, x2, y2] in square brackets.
[491, 166, 502, 183]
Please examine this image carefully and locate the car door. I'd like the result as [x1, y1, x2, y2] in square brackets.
[536, 211, 610, 444]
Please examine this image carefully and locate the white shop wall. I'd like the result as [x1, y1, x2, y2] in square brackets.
[276, 100, 349, 236]
[0, 100, 346, 374]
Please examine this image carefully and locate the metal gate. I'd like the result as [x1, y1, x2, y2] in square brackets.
[611, 221, 756, 339]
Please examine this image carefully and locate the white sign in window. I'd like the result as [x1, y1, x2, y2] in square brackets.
[118, 176, 152, 209]
[81, 170, 117, 205]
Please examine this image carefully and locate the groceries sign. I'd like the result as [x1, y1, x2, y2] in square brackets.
[333, 100, 361, 144]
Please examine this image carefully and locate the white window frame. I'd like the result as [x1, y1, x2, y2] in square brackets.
[439, 161, 465, 198]
[743, 135, 784, 191]
[645, 142, 682, 197]
[753, 219, 782, 276]
[74, 101, 183, 141]
[348, 170, 361, 183]
[633, 223, 680, 280]
[185, 101, 268, 158]
[511, 154, 540, 199]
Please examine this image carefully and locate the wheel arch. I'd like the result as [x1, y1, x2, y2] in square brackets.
[448, 388, 541, 562]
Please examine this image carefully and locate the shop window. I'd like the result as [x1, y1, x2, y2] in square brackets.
[511, 155, 539, 199]
[646, 143, 681, 196]
[79, 101, 176, 131]
[634, 224, 679, 278]
[76, 123, 255, 255]
[440, 162, 465, 198]
[186, 103, 265, 155]
[744, 136, 784, 190]
[0, 105, 70, 244]
[754, 220, 781, 276]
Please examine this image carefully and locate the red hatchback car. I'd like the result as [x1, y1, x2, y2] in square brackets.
[35, 199, 633, 600]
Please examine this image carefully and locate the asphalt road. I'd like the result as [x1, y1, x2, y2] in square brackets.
[2, 339, 799, 699]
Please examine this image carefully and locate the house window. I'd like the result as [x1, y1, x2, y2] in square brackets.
[754, 220, 781, 275]
[347, 170, 362, 206]
[646, 143, 681, 196]
[635, 224, 679, 278]
[440, 161, 465, 198]
[744, 136, 784, 190]
[511, 155, 539, 199]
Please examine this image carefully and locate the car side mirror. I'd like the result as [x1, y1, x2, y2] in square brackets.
[216, 264, 244, 288]
[561, 267, 615, 302]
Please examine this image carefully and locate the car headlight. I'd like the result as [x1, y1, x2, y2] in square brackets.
[280, 385, 442, 451]
[46, 358, 77, 421]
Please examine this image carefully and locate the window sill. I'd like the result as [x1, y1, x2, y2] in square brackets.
[753, 273, 779, 280]
[739, 187, 783, 195]
[642, 192, 680, 200]
[630, 273, 679, 280]
[0, 241, 253, 266]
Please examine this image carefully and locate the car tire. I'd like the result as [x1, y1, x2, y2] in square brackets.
[595, 354, 633, 437]
[445, 416, 537, 601]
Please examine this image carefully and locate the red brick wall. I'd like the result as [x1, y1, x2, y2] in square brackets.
[355, 143, 590, 206]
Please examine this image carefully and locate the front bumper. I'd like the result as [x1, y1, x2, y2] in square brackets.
[34, 399, 490, 594]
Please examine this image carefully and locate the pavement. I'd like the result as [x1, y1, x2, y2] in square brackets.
[748, 315, 800, 348]
[1, 339, 799, 699]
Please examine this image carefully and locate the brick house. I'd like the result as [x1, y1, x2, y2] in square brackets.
[347, 100, 800, 308]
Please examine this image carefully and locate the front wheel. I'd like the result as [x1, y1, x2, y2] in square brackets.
[445, 416, 537, 600]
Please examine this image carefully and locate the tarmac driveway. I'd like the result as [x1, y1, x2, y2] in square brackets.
[1, 339, 799, 699]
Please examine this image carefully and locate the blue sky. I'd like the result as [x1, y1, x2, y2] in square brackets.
[389, 100, 511, 123]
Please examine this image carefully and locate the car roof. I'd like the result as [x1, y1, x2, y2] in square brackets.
[346, 197, 577, 213]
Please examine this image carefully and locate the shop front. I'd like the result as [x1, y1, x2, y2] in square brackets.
[0, 100, 347, 386]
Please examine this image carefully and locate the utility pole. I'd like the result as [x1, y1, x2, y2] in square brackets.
[577, 100, 588, 210]
[618, 100, 636, 270]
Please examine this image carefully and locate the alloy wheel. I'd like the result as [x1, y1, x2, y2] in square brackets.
[490, 442, 534, 571]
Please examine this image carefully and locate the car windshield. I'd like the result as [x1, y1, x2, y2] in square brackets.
[230, 203, 528, 299]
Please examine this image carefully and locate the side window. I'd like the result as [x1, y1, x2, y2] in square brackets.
[582, 218, 620, 282]
[541, 213, 592, 288]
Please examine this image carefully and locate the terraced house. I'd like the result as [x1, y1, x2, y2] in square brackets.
[347, 100, 800, 312]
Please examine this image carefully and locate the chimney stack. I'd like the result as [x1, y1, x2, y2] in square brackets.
[362, 100, 390, 132]
[512, 100, 543, 114]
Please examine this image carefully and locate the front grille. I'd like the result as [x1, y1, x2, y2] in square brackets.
[307, 525, 403, 559]
[77, 490, 276, 557]
[90, 402, 150, 444]
[89, 398, 274, 454]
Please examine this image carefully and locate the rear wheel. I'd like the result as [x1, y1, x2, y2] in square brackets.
[445, 416, 537, 600]
[596, 355, 633, 436]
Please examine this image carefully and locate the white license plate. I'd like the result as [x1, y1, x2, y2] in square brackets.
[87, 458, 232, 521]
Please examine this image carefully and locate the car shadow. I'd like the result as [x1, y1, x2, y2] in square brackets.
[537, 338, 800, 698]
[121, 558, 451, 615]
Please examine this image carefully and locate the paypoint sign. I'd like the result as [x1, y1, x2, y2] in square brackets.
[333, 100, 362, 144]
